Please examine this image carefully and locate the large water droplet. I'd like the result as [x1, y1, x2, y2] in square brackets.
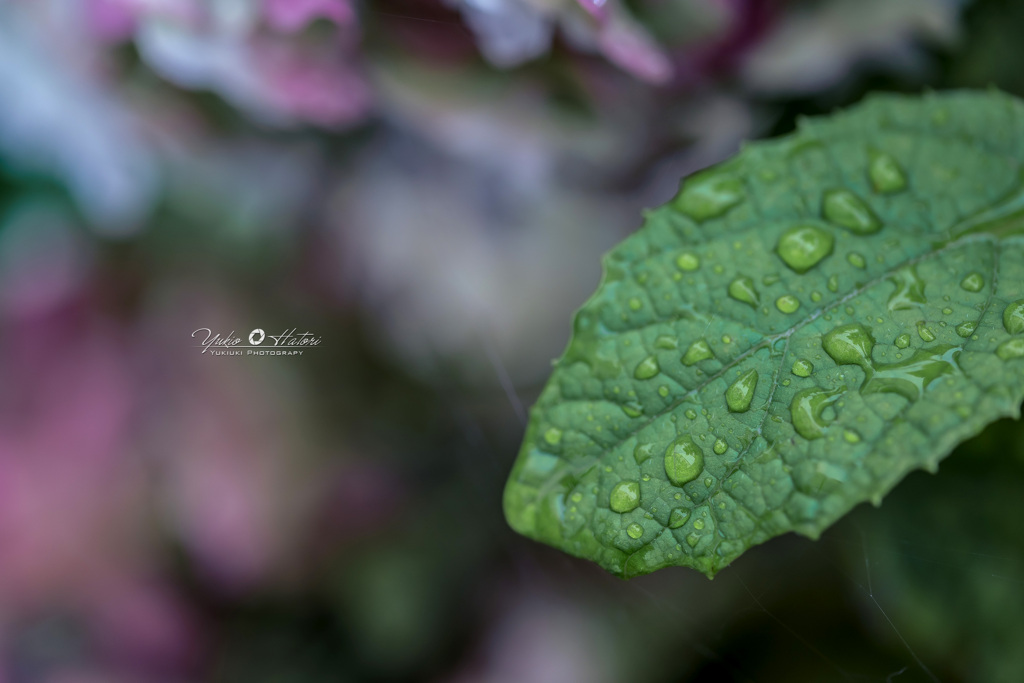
[894, 333, 911, 349]
[862, 345, 961, 402]
[823, 189, 881, 234]
[792, 359, 814, 377]
[955, 321, 977, 338]
[997, 338, 1024, 360]
[634, 355, 660, 379]
[888, 266, 927, 311]
[726, 369, 759, 413]
[960, 272, 985, 293]
[634, 442, 656, 465]
[610, 480, 641, 513]
[544, 428, 563, 446]
[664, 437, 703, 486]
[626, 523, 644, 539]
[917, 322, 936, 343]
[668, 508, 690, 529]
[1003, 300, 1024, 335]
[682, 339, 714, 366]
[676, 251, 700, 271]
[823, 324, 875, 366]
[776, 294, 801, 314]
[676, 175, 744, 221]
[847, 252, 867, 269]
[655, 335, 678, 350]
[791, 387, 842, 440]
[621, 402, 643, 418]
[777, 225, 834, 273]
[868, 152, 907, 193]
[713, 438, 728, 455]
[728, 276, 759, 307]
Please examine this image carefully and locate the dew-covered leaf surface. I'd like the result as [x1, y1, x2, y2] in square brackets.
[503, 90, 1024, 578]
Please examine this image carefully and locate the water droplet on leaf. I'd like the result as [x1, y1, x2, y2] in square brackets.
[792, 359, 814, 377]
[655, 335, 678, 350]
[1003, 300, 1024, 335]
[668, 508, 690, 528]
[634, 442, 656, 464]
[823, 324, 875, 366]
[682, 339, 714, 366]
[777, 225, 834, 273]
[960, 272, 985, 292]
[677, 175, 744, 221]
[728, 276, 760, 307]
[634, 355, 660, 379]
[776, 294, 801, 313]
[997, 338, 1024, 360]
[955, 321, 977, 338]
[610, 480, 641, 513]
[823, 189, 881, 234]
[544, 428, 562, 445]
[862, 345, 961, 401]
[888, 266, 927, 311]
[726, 369, 759, 413]
[621, 402, 643, 417]
[665, 437, 703, 486]
[791, 387, 842, 440]
[868, 152, 907, 193]
[676, 252, 700, 271]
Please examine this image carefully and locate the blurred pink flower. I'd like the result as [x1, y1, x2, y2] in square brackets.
[0, 277, 202, 678]
[264, 0, 355, 32]
[592, 11, 673, 85]
[31, 0, 374, 129]
[453, 0, 673, 84]
[137, 286, 323, 591]
[0, 310, 138, 606]
[84, 0, 138, 40]
[575, 0, 609, 21]
[127, 0, 371, 128]
[82, 577, 203, 675]
[254, 37, 372, 128]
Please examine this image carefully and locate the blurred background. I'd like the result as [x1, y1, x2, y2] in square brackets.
[1, 0, 1022, 681]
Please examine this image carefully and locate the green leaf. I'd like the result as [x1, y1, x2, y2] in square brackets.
[503, 90, 1024, 578]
